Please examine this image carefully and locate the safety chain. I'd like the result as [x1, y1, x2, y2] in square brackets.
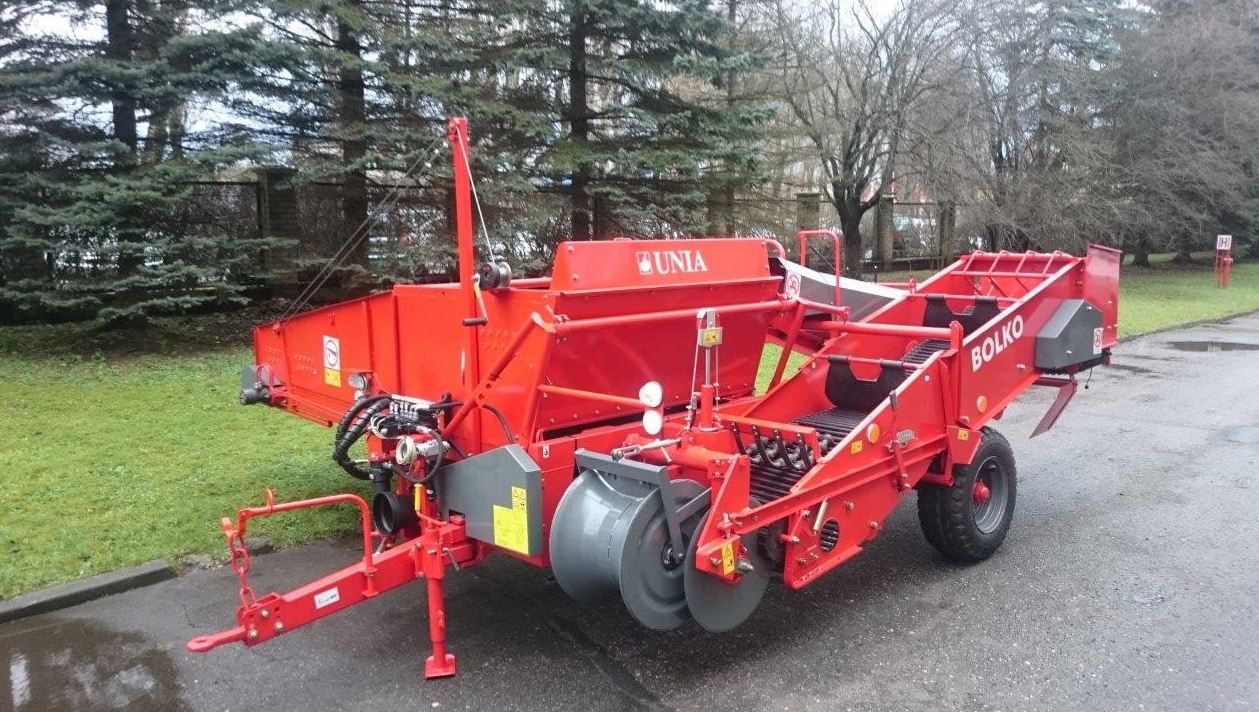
[227, 529, 256, 609]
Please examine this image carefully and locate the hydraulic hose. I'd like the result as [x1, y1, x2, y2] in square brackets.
[333, 397, 392, 480]
[331, 394, 506, 482]
[480, 403, 515, 443]
[335, 394, 391, 444]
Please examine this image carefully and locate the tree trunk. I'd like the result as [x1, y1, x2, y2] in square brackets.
[705, 0, 738, 236]
[106, 0, 142, 281]
[1173, 232, 1195, 263]
[568, 6, 591, 240]
[826, 179, 867, 277]
[1131, 238, 1150, 267]
[106, 0, 137, 158]
[337, 1, 369, 268]
[839, 212, 863, 277]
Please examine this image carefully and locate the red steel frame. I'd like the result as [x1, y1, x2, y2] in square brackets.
[188, 118, 1120, 678]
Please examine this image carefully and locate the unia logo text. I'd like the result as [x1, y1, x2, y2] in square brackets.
[636, 250, 709, 276]
[970, 315, 1024, 372]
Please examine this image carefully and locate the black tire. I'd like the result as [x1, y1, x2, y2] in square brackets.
[917, 427, 1016, 562]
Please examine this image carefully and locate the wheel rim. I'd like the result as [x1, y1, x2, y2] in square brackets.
[971, 455, 1008, 534]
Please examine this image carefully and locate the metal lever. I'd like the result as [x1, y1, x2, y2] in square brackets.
[462, 274, 489, 327]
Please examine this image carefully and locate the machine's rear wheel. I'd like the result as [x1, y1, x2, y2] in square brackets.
[917, 427, 1016, 562]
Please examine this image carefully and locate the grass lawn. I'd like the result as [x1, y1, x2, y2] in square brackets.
[2, 258, 1257, 599]
[0, 315, 362, 599]
[1118, 261, 1259, 337]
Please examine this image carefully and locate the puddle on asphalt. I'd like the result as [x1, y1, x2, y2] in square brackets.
[0, 616, 188, 711]
[1106, 362, 1159, 376]
[1225, 426, 1259, 444]
[1166, 340, 1259, 352]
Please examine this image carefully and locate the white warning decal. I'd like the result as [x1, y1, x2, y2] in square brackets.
[322, 335, 342, 387]
[322, 335, 341, 370]
[314, 587, 340, 609]
[784, 272, 801, 299]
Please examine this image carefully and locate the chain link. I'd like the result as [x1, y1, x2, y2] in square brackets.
[227, 530, 256, 609]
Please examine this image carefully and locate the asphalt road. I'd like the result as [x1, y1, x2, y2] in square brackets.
[3, 315, 1259, 712]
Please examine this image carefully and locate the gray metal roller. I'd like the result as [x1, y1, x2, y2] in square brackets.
[549, 469, 705, 630]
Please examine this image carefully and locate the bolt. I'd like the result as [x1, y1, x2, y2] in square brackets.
[869, 520, 878, 529]
[259, 609, 270, 619]
[709, 556, 722, 567]
[274, 621, 285, 633]
[247, 628, 258, 640]
[844, 500, 855, 511]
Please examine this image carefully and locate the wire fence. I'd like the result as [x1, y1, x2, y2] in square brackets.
[155, 177, 964, 294]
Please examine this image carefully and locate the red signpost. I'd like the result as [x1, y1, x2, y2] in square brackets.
[1215, 234, 1233, 288]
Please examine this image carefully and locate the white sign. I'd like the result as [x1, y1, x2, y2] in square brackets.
[322, 335, 341, 370]
[314, 586, 341, 609]
[1217, 234, 1233, 251]
[784, 272, 802, 299]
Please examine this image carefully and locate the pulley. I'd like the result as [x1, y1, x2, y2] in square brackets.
[477, 260, 511, 290]
[549, 469, 705, 630]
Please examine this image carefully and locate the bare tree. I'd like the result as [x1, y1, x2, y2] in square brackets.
[1109, 1, 1259, 264]
[958, 0, 1126, 254]
[766, 0, 962, 275]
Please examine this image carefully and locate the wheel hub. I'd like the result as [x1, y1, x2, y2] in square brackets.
[972, 480, 991, 505]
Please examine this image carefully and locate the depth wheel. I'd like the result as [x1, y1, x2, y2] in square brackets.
[616, 480, 706, 630]
[683, 512, 770, 632]
[917, 427, 1016, 562]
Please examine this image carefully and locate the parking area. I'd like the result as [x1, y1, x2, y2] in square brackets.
[3, 314, 1258, 712]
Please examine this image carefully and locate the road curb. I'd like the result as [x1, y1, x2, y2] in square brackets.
[0, 560, 174, 624]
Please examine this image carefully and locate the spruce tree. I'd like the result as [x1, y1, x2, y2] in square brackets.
[225, 1, 551, 276]
[0, 0, 284, 323]
[502, 0, 767, 239]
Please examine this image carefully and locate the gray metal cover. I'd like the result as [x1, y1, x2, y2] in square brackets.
[1035, 299, 1104, 370]
[435, 444, 543, 557]
[772, 258, 902, 321]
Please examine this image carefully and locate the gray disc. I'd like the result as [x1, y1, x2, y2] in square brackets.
[683, 513, 771, 632]
[616, 479, 705, 630]
[550, 470, 655, 603]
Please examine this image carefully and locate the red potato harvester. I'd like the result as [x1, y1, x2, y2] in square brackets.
[187, 118, 1121, 679]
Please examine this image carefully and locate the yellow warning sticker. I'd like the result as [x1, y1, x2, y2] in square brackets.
[850, 440, 863, 454]
[957, 429, 970, 441]
[324, 368, 341, 387]
[720, 542, 735, 576]
[493, 485, 530, 555]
